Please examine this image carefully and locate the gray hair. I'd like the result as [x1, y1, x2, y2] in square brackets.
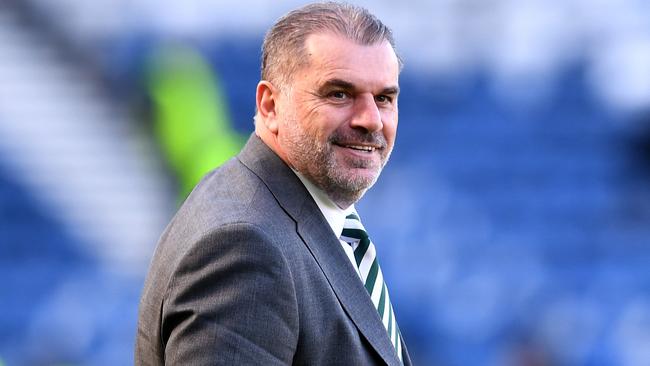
[260, 2, 402, 88]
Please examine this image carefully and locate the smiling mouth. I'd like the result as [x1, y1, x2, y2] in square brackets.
[329, 130, 387, 155]
[341, 144, 377, 152]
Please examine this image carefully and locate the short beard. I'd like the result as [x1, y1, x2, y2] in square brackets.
[283, 121, 391, 208]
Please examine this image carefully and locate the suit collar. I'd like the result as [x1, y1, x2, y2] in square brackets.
[293, 169, 354, 240]
[237, 134, 307, 220]
[237, 134, 404, 365]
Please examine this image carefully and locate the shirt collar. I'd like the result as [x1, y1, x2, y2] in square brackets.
[293, 170, 355, 238]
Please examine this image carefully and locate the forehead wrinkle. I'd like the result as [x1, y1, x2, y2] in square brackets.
[300, 36, 399, 94]
[317, 75, 399, 97]
[316, 58, 397, 88]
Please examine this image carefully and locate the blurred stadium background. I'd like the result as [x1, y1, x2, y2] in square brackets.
[1, 0, 650, 365]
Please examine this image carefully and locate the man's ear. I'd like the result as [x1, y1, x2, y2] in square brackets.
[256, 81, 280, 134]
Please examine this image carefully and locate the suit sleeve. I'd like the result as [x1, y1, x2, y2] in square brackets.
[161, 222, 299, 365]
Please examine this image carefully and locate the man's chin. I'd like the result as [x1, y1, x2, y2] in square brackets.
[333, 167, 380, 192]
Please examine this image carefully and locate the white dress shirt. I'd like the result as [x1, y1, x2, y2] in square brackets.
[293, 171, 362, 278]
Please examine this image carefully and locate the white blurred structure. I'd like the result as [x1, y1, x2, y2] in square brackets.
[0, 6, 174, 275]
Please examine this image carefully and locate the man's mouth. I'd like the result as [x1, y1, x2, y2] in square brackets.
[330, 131, 386, 154]
[341, 144, 377, 152]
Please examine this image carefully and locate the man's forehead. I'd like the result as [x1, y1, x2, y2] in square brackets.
[301, 32, 399, 88]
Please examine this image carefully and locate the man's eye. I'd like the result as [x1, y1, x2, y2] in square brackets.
[375, 95, 392, 103]
[329, 91, 348, 100]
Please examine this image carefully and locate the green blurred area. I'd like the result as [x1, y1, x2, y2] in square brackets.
[147, 44, 245, 200]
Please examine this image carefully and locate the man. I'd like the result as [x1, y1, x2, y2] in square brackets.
[136, 2, 410, 365]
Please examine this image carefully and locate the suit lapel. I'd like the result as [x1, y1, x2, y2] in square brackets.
[238, 135, 401, 365]
[401, 337, 412, 366]
[295, 201, 403, 365]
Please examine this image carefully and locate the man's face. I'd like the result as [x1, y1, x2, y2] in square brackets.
[276, 32, 400, 207]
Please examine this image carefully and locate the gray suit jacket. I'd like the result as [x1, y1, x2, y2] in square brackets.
[135, 134, 411, 365]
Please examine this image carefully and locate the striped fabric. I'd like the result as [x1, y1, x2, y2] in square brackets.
[340, 213, 403, 363]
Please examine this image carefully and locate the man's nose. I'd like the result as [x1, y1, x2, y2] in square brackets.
[350, 94, 382, 132]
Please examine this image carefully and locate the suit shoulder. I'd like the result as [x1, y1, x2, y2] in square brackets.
[172, 159, 270, 232]
[147, 158, 295, 281]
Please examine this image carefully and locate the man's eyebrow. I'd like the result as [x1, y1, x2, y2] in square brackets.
[319, 79, 356, 93]
[319, 78, 400, 96]
[381, 86, 400, 96]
